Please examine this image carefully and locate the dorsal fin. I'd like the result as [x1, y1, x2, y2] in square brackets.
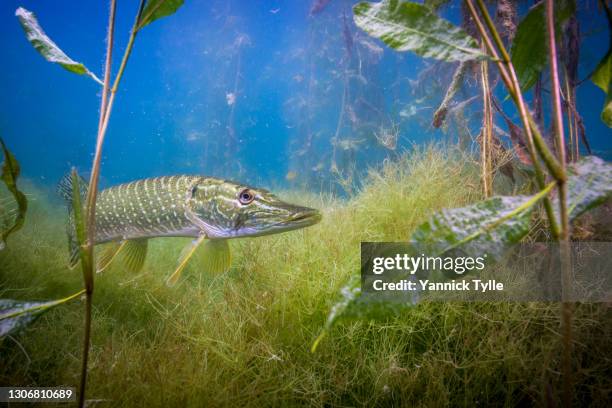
[58, 169, 88, 269]
[58, 170, 88, 206]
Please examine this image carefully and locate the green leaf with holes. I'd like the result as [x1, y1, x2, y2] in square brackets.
[313, 185, 554, 352]
[410, 185, 554, 261]
[559, 156, 612, 221]
[353, 0, 486, 62]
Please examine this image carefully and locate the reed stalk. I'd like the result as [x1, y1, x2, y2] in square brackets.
[545, 0, 573, 405]
[77, 1, 116, 405]
[466, 0, 561, 238]
[466, 0, 573, 403]
[78, 1, 145, 406]
[480, 55, 493, 197]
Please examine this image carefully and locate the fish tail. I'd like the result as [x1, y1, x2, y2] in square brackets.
[57, 169, 88, 268]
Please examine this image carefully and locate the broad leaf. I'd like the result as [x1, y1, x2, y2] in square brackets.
[0, 138, 28, 250]
[353, 0, 486, 62]
[410, 185, 555, 261]
[591, 1, 611, 127]
[137, 0, 185, 30]
[511, 0, 575, 91]
[601, 88, 612, 127]
[0, 291, 83, 338]
[15, 8, 102, 85]
[312, 274, 413, 352]
[313, 185, 554, 351]
[591, 53, 611, 94]
[560, 156, 612, 220]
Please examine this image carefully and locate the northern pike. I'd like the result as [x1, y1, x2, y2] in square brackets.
[58, 173, 321, 285]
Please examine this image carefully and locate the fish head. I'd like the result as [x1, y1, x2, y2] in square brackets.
[188, 179, 321, 239]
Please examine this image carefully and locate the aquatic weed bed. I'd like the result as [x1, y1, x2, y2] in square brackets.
[0, 149, 610, 406]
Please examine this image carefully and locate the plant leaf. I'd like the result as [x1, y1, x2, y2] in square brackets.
[15, 8, 102, 85]
[137, 0, 185, 30]
[601, 89, 612, 127]
[410, 184, 555, 261]
[353, 0, 487, 62]
[312, 274, 413, 352]
[559, 156, 612, 221]
[0, 137, 28, 250]
[0, 291, 84, 338]
[510, 0, 575, 91]
[591, 53, 611, 94]
[71, 170, 94, 290]
[313, 185, 555, 351]
[590, 1, 612, 127]
[423, 0, 451, 12]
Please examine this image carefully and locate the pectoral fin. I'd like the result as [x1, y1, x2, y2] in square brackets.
[201, 239, 231, 275]
[95, 239, 148, 273]
[166, 237, 231, 287]
[96, 241, 125, 273]
[121, 239, 148, 272]
[166, 235, 206, 287]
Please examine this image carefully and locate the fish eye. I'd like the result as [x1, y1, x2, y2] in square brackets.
[238, 188, 255, 205]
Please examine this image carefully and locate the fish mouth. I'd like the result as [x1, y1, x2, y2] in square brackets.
[233, 206, 322, 238]
[288, 208, 322, 224]
[266, 207, 322, 233]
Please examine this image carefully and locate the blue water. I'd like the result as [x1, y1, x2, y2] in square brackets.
[1, 0, 610, 191]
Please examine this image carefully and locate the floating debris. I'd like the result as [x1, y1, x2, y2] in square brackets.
[226, 92, 236, 106]
[332, 137, 365, 151]
[399, 104, 432, 119]
[309, 0, 332, 16]
[285, 171, 298, 181]
[374, 123, 400, 150]
[358, 38, 384, 60]
[311, 162, 324, 172]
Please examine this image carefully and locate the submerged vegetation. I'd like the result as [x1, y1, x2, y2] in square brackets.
[1, 149, 609, 406]
[1, 0, 611, 406]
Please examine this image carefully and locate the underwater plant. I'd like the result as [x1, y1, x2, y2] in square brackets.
[0, 138, 27, 250]
[5, 2, 323, 406]
[313, 1, 612, 406]
[7, 1, 186, 406]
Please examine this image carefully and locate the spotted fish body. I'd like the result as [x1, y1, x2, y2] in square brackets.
[59, 172, 321, 284]
[94, 176, 203, 243]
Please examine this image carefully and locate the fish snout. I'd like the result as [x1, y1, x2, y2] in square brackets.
[287, 206, 322, 226]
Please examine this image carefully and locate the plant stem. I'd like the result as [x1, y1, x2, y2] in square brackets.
[78, 292, 93, 408]
[78, 0, 116, 404]
[78, 1, 146, 406]
[546, 0, 573, 405]
[474, 0, 563, 181]
[466, 0, 561, 238]
[480, 55, 493, 198]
